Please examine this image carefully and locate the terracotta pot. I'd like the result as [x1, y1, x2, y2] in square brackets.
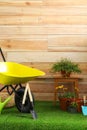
[66, 72, 71, 77]
[59, 98, 71, 111]
[59, 98, 84, 112]
[61, 71, 71, 77]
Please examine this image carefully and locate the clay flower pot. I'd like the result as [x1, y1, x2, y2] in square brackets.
[59, 97, 71, 111]
[61, 71, 71, 77]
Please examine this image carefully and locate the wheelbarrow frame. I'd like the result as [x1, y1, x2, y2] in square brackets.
[0, 48, 23, 95]
[0, 48, 37, 119]
[0, 83, 22, 95]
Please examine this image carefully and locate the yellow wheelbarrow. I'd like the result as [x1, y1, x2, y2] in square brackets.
[0, 48, 45, 119]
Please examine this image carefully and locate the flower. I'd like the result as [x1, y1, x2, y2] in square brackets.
[75, 87, 79, 92]
[56, 85, 68, 97]
[56, 85, 64, 90]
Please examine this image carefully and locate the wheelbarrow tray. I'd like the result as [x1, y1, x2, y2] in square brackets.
[0, 62, 45, 85]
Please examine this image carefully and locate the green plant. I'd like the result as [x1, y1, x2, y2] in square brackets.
[70, 101, 78, 108]
[56, 85, 76, 98]
[67, 100, 78, 113]
[61, 92, 76, 98]
[51, 58, 81, 77]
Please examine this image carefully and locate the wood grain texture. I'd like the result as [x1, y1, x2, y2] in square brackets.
[0, 6, 87, 16]
[48, 35, 87, 47]
[33, 92, 54, 101]
[48, 47, 87, 52]
[43, 0, 87, 6]
[1, 16, 87, 25]
[0, 16, 39, 25]
[7, 51, 87, 62]
[0, 25, 87, 36]
[48, 35, 87, 52]
[0, 6, 42, 16]
[0, 25, 87, 35]
[0, 39, 48, 51]
[0, 0, 87, 101]
[1, 0, 87, 7]
[39, 16, 87, 25]
[0, 34, 47, 40]
[0, 1, 43, 7]
[30, 82, 54, 93]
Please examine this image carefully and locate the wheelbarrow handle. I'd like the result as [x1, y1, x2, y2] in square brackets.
[0, 48, 6, 62]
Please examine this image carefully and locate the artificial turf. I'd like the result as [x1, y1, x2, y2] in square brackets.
[0, 101, 87, 130]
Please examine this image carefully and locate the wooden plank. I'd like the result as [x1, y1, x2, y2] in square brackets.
[0, 6, 87, 16]
[0, 6, 42, 16]
[1, 16, 87, 25]
[0, 26, 46, 35]
[0, 16, 39, 25]
[48, 35, 87, 52]
[0, 1, 43, 7]
[0, 34, 47, 40]
[48, 35, 87, 47]
[7, 51, 87, 62]
[33, 92, 54, 101]
[1, 0, 87, 7]
[39, 16, 87, 25]
[47, 25, 87, 35]
[41, 7, 87, 16]
[78, 84, 87, 96]
[1, 25, 87, 35]
[0, 39, 48, 51]
[48, 47, 87, 52]
[43, 0, 87, 6]
[30, 83, 54, 93]
[30, 80, 87, 93]
[79, 63, 87, 72]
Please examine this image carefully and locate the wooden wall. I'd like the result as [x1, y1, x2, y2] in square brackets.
[0, 0, 87, 101]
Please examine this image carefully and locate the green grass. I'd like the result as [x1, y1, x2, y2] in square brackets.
[0, 101, 87, 130]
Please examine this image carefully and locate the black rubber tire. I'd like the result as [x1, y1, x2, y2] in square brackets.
[15, 87, 34, 113]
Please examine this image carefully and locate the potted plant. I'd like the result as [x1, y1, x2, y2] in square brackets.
[56, 85, 83, 112]
[56, 85, 76, 111]
[67, 101, 78, 113]
[59, 92, 76, 111]
[51, 58, 81, 77]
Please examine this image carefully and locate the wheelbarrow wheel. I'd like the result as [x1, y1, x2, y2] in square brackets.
[15, 87, 34, 113]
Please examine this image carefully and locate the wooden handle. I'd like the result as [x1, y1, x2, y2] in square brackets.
[27, 83, 33, 102]
[22, 83, 33, 105]
[22, 85, 28, 105]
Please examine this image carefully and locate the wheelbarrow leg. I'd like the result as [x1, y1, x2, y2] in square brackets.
[22, 83, 37, 119]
